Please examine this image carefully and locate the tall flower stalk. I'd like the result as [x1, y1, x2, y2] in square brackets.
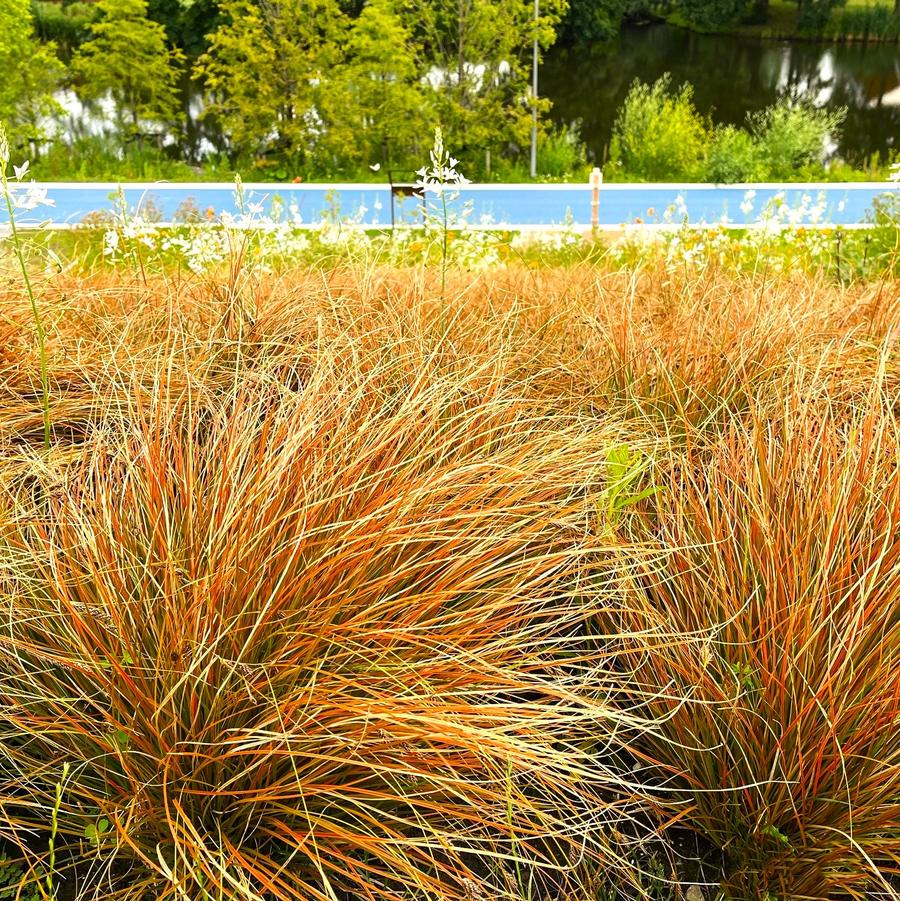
[0, 124, 53, 450]
[416, 128, 470, 335]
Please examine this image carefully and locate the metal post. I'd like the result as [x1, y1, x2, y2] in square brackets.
[590, 167, 602, 231]
[530, 0, 538, 180]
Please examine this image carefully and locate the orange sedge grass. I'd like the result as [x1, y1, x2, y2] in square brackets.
[0, 339, 648, 901]
[0, 261, 894, 453]
[0, 252, 896, 898]
[614, 389, 900, 899]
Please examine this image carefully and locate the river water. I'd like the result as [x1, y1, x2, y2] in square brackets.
[542, 24, 900, 167]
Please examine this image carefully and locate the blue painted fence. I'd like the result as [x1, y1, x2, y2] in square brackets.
[1, 181, 897, 230]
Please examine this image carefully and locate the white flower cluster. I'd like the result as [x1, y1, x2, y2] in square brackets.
[610, 189, 851, 275]
[0, 153, 55, 215]
[414, 128, 471, 197]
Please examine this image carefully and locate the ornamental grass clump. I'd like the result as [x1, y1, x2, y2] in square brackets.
[616, 391, 900, 898]
[0, 343, 639, 901]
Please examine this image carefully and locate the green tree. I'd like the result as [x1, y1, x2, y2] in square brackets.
[196, 0, 348, 165]
[677, 0, 750, 28]
[341, 0, 433, 169]
[0, 0, 64, 149]
[560, 0, 628, 42]
[72, 0, 185, 132]
[401, 0, 569, 173]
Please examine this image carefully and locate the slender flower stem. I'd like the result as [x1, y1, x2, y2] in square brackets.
[1, 166, 51, 451]
[415, 128, 469, 341]
[47, 762, 69, 898]
[440, 178, 448, 336]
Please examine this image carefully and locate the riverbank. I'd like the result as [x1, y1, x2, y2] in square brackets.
[666, 0, 900, 41]
[543, 25, 899, 171]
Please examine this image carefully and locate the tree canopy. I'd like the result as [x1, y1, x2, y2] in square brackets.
[0, 0, 64, 147]
[72, 0, 185, 132]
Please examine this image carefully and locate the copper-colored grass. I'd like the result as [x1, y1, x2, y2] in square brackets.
[616, 394, 900, 899]
[0, 253, 898, 899]
[0, 337, 647, 900]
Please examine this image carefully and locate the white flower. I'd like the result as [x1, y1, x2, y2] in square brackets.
[415, 128, 469, 195]
[11, 183, 54, 211]
[369, 163, 381, 172]
[13, 161, 29, 182]
[102, 230, 120, 257]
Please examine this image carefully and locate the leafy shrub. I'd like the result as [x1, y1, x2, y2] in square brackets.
[705, 124, 761, 182]
[677, 0, 749, 28]
[608, 75, 709, 181]
[538, 123, 589, 178]
[830, 3, 900, 38]
[748, 99, 846, 180]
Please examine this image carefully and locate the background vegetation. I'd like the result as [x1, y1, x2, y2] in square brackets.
[1, 0, 896, 183]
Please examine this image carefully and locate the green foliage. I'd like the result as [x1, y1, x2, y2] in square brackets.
[864, 184, 900, 275]
[677, 0, 750, 28]
[196, 0, 349, 162]
[146, 0, 222, 57]
[599, 444, 658, 531]
[560, 0, 629, 41]
[748, 100, 846, 180]
[796, 0, 846, 30]
[706, 124, 761, 182]
[72, 0, 186, 132]
[339, 0, 433, 171]
[608, 75, 709, 181]
[31, 0, 99, 58]
[83, 817, 111, 847]
[401, 0, 569, 162]
[0, 855, 39, 901]
[0, 0, 64, 147]
[536, 124, 589, 178]
[608, 76, 848, 183]
[30, 133, 234, 181]
[196, 0, 570, 176]
[829, 2, 900, 36]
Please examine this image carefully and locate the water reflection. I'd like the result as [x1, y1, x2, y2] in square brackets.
[542, 24, 900, 165]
